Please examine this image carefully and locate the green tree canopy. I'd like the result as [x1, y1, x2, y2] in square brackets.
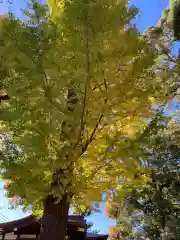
[0, 0, 176, 239]
[106, 113, 180, 240]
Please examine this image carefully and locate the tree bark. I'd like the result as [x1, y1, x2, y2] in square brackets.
[38, 194, 69, 240]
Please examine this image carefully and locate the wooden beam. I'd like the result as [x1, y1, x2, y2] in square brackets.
[1, 233, 5, 240]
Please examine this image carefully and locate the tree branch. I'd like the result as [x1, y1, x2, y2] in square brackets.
[167, 85, 180, 97]
[164, 52, 177, 64]
[80, 113, 103, 156]
[83, 142, 116, 188]
[76, 5, 91, 147]
[90, 158, 113, 180]
[79, 78, 108, 156]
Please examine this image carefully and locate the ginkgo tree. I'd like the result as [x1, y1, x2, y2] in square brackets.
[0, 0, 174, 239]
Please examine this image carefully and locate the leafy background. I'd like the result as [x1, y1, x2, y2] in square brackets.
[0, 0, 175, 234]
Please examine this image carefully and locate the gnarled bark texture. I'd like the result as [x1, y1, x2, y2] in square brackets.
[39, 194, 69, 240]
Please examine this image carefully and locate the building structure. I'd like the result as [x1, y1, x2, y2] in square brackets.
[0, 215, 108, 240]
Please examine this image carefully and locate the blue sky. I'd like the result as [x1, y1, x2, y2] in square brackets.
[130, 0, 169, 30]
[0, 0, 174, 234]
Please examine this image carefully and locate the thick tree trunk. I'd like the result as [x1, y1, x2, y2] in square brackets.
[38, 194, 69, 240]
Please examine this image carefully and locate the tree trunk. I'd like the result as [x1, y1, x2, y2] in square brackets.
[38, 194, 69, 240]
